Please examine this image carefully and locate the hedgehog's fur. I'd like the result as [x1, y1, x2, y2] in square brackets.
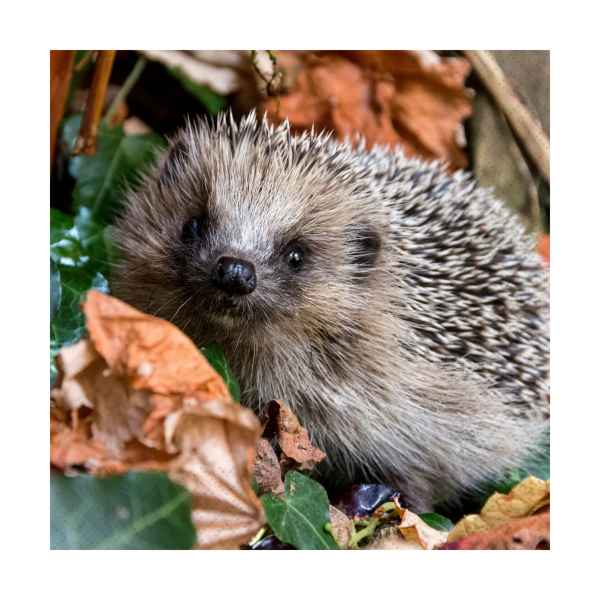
[112, 112, 549, 511]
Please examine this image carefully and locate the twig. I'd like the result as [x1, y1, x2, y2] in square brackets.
[250, 50, 284, 97]
[73, 50, 117, 156]
[464, 50, 549, 182]
[74, 50, 96, 72]
[105, 56, 146, 125]
[50, 50, 75, 168]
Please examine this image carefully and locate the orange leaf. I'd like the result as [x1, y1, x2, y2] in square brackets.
[51, 291, 265, 548]
[441, 512, 549, 550]
[262, 51, 472, 170]
[537, 234, 550, 264]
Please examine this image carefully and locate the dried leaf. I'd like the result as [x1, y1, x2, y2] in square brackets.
[367, 527, 421, 550]
[538, 234, 550, 264]
[329, 505, 353, 549]
[262, 50, 472, 170]
[397, 507, 449, 550]
[448, 476, 550, 542]
[441, 512, 549, 550]
[168, 404, 265, 549]
[268, 399, 326, 470]
[83, 290, 230, 402]
[141, 50, 243, 96]
[253, 438, 285, 495]
[51, 291, 265, 548]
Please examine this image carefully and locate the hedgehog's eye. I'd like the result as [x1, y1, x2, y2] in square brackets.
[182, 215, 205, 242]
[286, 245, 305, 271]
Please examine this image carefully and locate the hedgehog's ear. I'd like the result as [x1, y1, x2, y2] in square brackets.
[347, 222, 382, 276]
[158, 136, 189, 188]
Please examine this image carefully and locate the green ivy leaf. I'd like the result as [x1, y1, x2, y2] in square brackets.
[168, 66, 227, 114]
[50, 208, 110, 383]
[71, 125, 164, 225]
[50, 258, 61, 320]
[202, 342, 241, 402]
[261, 470, 338, 550]
[51, 470, 196, 549]
[419, 512, 454, 532]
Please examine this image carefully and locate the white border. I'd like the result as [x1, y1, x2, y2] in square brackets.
[2, 1, 599, 598]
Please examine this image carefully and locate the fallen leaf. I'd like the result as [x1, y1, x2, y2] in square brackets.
[538, 233, 550, 264]
[167, 404, 265, 549]
[397, 507, 449, 550]
[253, 438, 285, 495]
[141, 50, 244, 96]
[329, 505, 353, 549]
[448, 476, 550, 543]
[441, 512, 549, 550]
[367, 527, 418, 550]
[365, 503, 448, 550]
[265, 399, 326, 470]
[262, 50, 472, 170]
[51, 290, 265, 549]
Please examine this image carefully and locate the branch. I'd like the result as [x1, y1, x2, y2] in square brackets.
[50, 50, 75, 168]
[464, 50, 549, 182]
[73, 50, 117, 156]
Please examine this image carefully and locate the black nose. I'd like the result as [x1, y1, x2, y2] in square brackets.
[211, 256, 257, 295]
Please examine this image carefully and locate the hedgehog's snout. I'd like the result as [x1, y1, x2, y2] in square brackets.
[210, 256, 257, 296]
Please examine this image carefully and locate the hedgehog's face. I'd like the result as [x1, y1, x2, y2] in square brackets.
[113, 117, 388, 345]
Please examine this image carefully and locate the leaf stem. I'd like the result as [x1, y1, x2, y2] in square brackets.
[105, 56, 147, 125]
[348, 517, 379, 549]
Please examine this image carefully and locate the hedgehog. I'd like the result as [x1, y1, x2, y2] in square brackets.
[112, 112, 549, 512]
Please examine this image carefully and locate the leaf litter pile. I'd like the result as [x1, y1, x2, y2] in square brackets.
[50, 50, 550, 549]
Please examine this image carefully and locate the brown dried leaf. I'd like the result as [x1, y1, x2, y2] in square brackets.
[538, 233, 550, 264]
[367, 527, 421, 550]
[394, 505, 448, 550]
[365, 503, 448, 550]
[448, 476, 550, 543]
[83, 290, 230, 402]
[269, 399, 326, 470]
[167, 403, 264, 549]
[441, 512, 549, 550]
[262, 50, 472, 170]
[253, 438, 285, 495]
[50, 291, 265, 549]
[329, 505, 353, 549]
[142, 50, 244, 96]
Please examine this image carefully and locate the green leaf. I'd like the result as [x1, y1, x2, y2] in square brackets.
[71, 122, 164, 225]
[168, 66, 227, 114]
[50, 208, 110, 383]
[261, 470, 338, 550]
[202, 342, 241, 402]
[51, 470, 196, 549]
[419, 512, 454, 532]
[50, 258, 61, 321]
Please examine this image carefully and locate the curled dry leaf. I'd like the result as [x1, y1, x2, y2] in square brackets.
[397, 507, 449, 550]
[448, 476, 550, 543]
[441, 511, 549, 550]
[141, 50, 243, 96]
[50, 290, 265, 549]
[262, 50, 472, 170]
[366, 503, 448, 550]
[538, 234, 550, 264]
[367, 527, 417, 550]
[329, 505, 353, 549]
[253, 438, 285, 496]
[265, 399, 326, 470]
